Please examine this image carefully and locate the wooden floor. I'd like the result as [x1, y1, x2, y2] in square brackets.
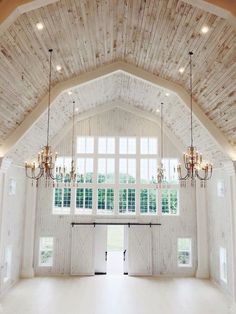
[0, 276, 231, 314]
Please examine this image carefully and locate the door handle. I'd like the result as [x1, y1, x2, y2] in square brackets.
[105, 251, 107, 261]
[123, 249, 126, 261]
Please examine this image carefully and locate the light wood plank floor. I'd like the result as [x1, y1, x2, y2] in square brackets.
[0, 276, 232, 314]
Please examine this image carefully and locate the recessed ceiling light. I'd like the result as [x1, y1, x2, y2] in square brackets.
[179, 67, 185, 74]
[36, 22, 44, 30]
[165, 92, 170, 97]
[56, 65, 62, 71]
[156, 109, 160, 113]
[201, 26, 209, 34]
[68, 91, 72, 95]
[75, 107, 79, 112]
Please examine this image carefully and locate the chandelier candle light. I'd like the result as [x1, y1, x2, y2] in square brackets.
[177, 51, 213, 188]
[25, 49, 58, 187]
[157, 102, 165, 187]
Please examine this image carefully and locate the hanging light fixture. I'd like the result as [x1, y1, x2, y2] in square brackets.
[67, 100, 77, 186]
[177, 51, 213, 187]
[157, 102, 165, 187]
[25, 49, 58, 187]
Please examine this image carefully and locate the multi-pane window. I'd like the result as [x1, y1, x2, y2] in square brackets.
[119, 188, 135, 214]
[77, 158, 93, 183]
[178, 238, 192, 267]
[77, 137, 94, 154]
[119, 137, 136, 154]
[97, 188, 114, 212]
[3, 247, 12, 283]
[140, 189, 157, 214]
[75, 188, 93, 214]
[55, 157, 71, 183]
[98, 158, 115, 183]
[119, 158, 136, 183]
[53, 137, 180, 216]
[140, 159, 157, 184]
[220, 247, 227, 283]
[39, 237, 53, 267]
[53, 188, 71, 214]
[162, 159, 179, 184]
[98, 137, 115, 154]
[162, 189, 178, 214]
[140, 137, 157, 155]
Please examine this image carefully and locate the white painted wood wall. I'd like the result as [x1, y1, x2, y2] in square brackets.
[34, 108, 197, 277]
[0, 165, 26, 297]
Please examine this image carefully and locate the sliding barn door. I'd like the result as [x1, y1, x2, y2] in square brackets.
[71, 226, 95, 275]
[128, 225, 152, 276]
[94, 225, 107, 274]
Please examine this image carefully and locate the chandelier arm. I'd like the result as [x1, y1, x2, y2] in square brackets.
[177, 166, 190, 181]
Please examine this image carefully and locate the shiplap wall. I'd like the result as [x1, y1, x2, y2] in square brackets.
[34, 108, 197, 276]
[0, 166, 26, 296]
[207, 168, 235, 296]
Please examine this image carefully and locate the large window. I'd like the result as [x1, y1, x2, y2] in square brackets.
[119, 188, 135, 213]
[162, 189, 178, 214]
[140, 189, 157, 214]
[98, 137, 115, 154]
[75, 188, 93, 214]
[39, 237, 53, 267]
[77, 158, 93, 183]
[220, 247, 227, 283]
[98, 158, 115, 183]
[53, 188, 71, 214]
[97, 188, 114, 213]
[77, 136, 94, 154]
[52, 137, 179, 216]
[119, 158, 136, 183]
[178, 238, 192, 267]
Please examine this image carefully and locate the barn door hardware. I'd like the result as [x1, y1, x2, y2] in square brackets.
[71, 222, 161, 227]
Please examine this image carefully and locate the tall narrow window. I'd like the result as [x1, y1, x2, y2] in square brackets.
[162, 159, 179, 184]
[220, 247, 227, 283]
[119, 158, 136, 183]
[140, 159, 157, 184]
[98, 158, 115, 183]
[98, 137, 115, 154]
[39, 237, 53, 267]
[119, 137, 136, 154]
[75, 188, 93, 214]
[77, 137, 94, 154]
[119, 188, 136, 214]
[178, 238, 192, 267]
[140, 137, 157, 155]
[97, 188, 114, 212]
[162, 189, 178, 215]
[77, 158, 93, 183]
[140, 189, 157, 214]
[3, 247, 12, 283]
[53, 188, 71, 214]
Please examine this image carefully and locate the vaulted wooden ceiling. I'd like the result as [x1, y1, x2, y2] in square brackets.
[0, 0, 236, 161]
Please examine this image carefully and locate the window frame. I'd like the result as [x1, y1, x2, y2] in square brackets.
[177, 238, 192, 268]
[38, 237, 54, 267]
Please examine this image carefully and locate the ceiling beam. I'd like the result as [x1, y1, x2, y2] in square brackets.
[1, 61, 236, 161]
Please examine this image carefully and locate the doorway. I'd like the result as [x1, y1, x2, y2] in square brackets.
[107, 225, 124, 275]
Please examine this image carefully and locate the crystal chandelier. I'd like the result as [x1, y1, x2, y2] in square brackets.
[25, 49, 58, 187]
[157, 102, 165, 187]
[177, 52, 213, 187]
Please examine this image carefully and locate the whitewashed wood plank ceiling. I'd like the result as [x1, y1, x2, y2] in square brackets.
[7, 71, 228, 165]
[0, 0, 235, 153]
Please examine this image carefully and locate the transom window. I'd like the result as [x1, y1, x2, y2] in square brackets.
[53, 136, 179, 216]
